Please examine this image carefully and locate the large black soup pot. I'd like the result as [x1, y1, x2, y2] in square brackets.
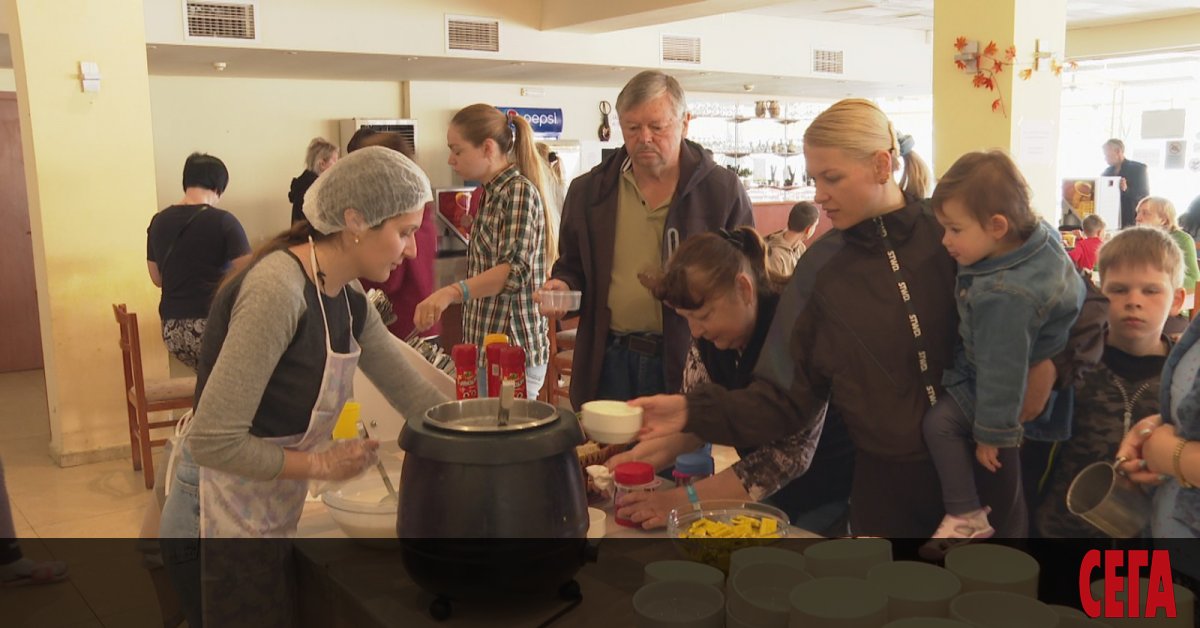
[397, 397, 593, 607]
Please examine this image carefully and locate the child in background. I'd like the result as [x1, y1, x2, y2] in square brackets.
[1069, 214, 1106, 273]
[921, 150, 1086, 556]
[1034, 227, 1184, 537]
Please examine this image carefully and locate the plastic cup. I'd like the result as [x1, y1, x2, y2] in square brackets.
[633, 580, 724, 628]
[587, 507, 606, 539]
[643, 560, 725, 589]
[949, 591, 1058, 628]
[788, 576, 889, 627]
[803, 538, 893, 579]
[727, 562, 811, 627]
[537, 289, 582, 316]
[944, 544, 1039, 598]
[868, 560, 962, 619]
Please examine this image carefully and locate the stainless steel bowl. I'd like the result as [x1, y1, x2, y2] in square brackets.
[424, 397, 559, 433]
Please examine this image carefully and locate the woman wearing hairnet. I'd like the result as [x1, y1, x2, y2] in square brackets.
[158, 147, 449, 627]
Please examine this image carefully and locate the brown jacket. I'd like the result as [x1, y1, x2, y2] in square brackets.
[552, 141, 754, 408]
[687, 198, 1106, 459]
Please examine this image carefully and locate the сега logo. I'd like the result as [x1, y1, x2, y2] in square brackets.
[1079, 549, 1177, 619]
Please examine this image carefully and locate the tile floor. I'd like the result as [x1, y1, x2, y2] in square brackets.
[0, 369, 170, 627]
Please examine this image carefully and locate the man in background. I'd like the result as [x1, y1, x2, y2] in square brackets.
[764, 200, 819, 277]
[1102, 138, 1149, 229]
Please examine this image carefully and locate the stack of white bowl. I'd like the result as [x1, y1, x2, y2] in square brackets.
[631, 541, 1166, 627]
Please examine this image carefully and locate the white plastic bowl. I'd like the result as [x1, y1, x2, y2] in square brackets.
[633, 580, 725, 628]
[537, 290, 582, 315]
[321, 473, 399, 541]
[580, 400, 642, 444]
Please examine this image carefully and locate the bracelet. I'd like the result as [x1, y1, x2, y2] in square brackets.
[456, 280, 470, 302]
[1175, 438, 1194, 489]
[685, 484, 701, 511]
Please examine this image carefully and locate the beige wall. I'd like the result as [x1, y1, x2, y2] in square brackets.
[148, 75, 403, 244]
[0, 68, 14, 91]
[6, 0, 161, 465]
[1067, 12, 1200, 59]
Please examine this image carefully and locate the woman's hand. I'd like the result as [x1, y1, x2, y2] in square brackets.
[1117, 415, 1174, 485]
[616, 487, 690, 530]
[1019, 359, 1056, 423]
[629, 395, 688, 441]
[413, 286, 457, 332]
[307, 439, 379, 481]
[975, 443, 1002, 473]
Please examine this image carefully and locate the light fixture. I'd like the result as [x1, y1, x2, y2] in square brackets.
[213, 61, 227, 71]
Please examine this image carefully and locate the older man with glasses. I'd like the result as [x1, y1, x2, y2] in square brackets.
[541, 70, 754, 407]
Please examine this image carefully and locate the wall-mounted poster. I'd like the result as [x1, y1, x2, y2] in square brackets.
[435, 187, 479, 243]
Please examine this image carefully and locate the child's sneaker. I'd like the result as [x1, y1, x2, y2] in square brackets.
[918, 507, 994, 561]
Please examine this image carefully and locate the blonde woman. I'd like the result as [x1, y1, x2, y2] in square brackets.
[414, 105, 553, 398]
[288, 137, 339, 225]
[633, 99, 1105, 537]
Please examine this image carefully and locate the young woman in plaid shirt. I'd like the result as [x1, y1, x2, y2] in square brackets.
[414, 105, 553, 397]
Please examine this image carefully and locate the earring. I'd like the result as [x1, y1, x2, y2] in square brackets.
[354, 235, 360, 244]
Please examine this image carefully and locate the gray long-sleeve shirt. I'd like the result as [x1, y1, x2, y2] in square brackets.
[187, 249, 448, 480]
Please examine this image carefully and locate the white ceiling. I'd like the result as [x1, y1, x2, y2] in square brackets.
[744, 0, 1200, 30]
[1, 1, 1197, 97]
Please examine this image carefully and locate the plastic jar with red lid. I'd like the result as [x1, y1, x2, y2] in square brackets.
[613, 461, 659, 527]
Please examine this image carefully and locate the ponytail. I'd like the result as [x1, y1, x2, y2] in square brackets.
[900, 150, 931, 199]
[508, 113, 557, 270]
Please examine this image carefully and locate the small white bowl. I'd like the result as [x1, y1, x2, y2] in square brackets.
[580, 400, 642, 444]
[321, 472, 399, 542]
[728, 561, 811, 627]
[643, 560, 725, 589]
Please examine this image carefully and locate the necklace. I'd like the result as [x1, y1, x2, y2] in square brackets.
[1111, 374, 1153, 434]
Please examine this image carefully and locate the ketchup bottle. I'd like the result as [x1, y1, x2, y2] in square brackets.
[451, 344, 479, 400]
[499, 345, 527, 399]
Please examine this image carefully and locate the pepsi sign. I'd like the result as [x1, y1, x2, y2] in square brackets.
[496, 106, 564, 139]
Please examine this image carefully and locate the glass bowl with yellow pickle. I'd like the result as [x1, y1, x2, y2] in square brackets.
[667, 500, 790, 572]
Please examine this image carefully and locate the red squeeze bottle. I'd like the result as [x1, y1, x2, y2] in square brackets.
[483, 335, 509, 398]
[500, 345, 527, 399]
[451, 344, 479, 400]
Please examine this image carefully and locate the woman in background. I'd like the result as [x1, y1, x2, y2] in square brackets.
[288, 137, 339, 225]
[147, 152, 251, 370]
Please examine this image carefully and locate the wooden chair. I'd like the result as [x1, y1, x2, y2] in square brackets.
[544, 318, 577, 409]
[113, 304, 196, 489]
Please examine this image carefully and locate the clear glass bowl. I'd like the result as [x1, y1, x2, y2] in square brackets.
[667, 500, 790, 572]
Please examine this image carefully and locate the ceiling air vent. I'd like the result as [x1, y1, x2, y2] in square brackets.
[661, 35, 702, 65]
[446, 16, 500, 53]
[184, 1, 257, 40]
[813, 49, 845, 74]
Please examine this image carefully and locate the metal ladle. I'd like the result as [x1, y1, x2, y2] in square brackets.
[497, 380, 514, 427]
[358, 423, 398, 504]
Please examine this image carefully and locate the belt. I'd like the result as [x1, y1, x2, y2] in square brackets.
[610, 332, 663, 357]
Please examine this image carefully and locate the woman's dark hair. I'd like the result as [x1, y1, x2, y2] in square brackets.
[182, 152, 229, 195]
[350, 131, 415, 159]
[640, 226, 786, 310]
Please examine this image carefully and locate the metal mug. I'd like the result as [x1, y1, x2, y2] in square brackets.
[1066, 460, 1151, 538]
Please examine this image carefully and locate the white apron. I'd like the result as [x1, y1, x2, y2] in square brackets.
[173, 241, 360, 627]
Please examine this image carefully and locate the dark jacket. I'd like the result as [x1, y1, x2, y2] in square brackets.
[551, 140, 754, 408]
[1103, 158, 1148, 229]
[288, 169, 318, 225]
[686, 198, 1106, 462]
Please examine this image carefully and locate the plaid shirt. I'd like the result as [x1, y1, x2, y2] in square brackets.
[464, 165, 548, 366]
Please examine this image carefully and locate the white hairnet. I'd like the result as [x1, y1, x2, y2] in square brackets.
[302, 145, 432, 235]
